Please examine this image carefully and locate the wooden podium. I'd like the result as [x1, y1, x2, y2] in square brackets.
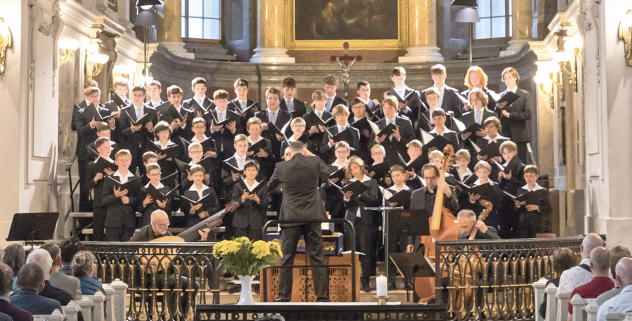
[262, 252, 361, 302]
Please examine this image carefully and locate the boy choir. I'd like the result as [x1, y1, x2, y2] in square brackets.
[72, 66, 550, 290]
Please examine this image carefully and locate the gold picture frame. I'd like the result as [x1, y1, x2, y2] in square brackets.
[284, 0, 408, 50]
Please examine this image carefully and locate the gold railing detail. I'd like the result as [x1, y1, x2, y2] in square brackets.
[434, 237, 583, 321]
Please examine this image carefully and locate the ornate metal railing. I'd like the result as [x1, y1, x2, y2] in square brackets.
[434, 236, 584, 321]
[83, 241, 219, 321]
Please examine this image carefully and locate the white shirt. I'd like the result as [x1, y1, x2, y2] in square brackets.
[194, 96, 206, 106]
[559, 258, 593, 292]
[243, 179, 260, 192]
[189, 184, 210, 200]
[429, 126, 449, 136]
[113, 170, 134, 184]
[248, 136, 263, 144]
[191, 135, 208, 143]
[156, 140, 173, 150]
[472, 179, 490, 187]
[394, 87, 405, 100]
[522, 183, 544, 192]
[133, 103, 144, 117]
[597, 284, 632, 321]
[285, 98, 294, 111]
[314, 108, 326, 118]
[383, 184, 410, 206]
[145, 182, 165, 189]
[151, 99, 161, 106]
[234, 154, 247, 170]
[483, 134, 507, 144]
[507, 86, 518, 93]
[331, 160, 347, 169]
[94, 156, 114, 164]
[346, 175, 372, 216]
[457, 166, 473, 182]
[432, 84, 446, 108]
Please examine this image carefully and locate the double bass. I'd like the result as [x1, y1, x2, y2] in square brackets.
[416, 145, 461, 303]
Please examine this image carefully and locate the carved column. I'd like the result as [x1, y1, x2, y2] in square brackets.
[501, 0, 533, 56]
[250, 0, 295, 63]
[156, 0, 194, 59]
[399, 0, 443, 63]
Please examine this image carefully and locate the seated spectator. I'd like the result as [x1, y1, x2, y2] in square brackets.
[0, 263, 33, 321]
[26, 249, 74, 306]
[71, 251, 104, 295]
[59, 237, 83, 276]
[559, 233, 604, 292]
[597, 246, 631, 305]
[597, 257, 632, 321]
[10, 263, 61, 315]
[2, 245, 24, 292]
[539, 247, 577, 318]
[568, 247, 614, 318]
[40, 243, 82, 300]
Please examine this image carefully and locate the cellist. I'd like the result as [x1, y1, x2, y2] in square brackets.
[456, 209, 500, 240]
[408, 163, 459, 253]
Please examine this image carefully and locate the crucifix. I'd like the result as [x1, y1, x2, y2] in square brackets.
[331, 42, 362, 98]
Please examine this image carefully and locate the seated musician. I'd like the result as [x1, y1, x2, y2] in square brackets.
[128, 210, 207, 316]
[456, 209, 500, 240]
[130, 210, 210, 242]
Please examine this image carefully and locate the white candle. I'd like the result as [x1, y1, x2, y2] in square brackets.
[376, 275, 387, 296]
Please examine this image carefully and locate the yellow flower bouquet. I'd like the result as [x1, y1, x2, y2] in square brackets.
[213, 237, 283, 276]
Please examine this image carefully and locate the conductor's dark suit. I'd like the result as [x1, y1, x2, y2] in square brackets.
[267, 153, 330, 302]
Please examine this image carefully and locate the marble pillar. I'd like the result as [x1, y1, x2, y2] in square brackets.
[399, 0, 443, 63]
[157, 0, 194, 59]
[250, 0, 295, 63]
[501, 0, 533, 56]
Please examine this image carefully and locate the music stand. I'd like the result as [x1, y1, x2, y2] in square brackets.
[7, 213, 59, 249]
[365, 206, 402, 280]
[389, 253, 436, 302]
[388, 209, 431, 238]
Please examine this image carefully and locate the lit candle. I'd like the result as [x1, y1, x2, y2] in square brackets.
[376, 275, 387, 296]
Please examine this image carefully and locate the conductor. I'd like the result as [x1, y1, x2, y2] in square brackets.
[268, 141, 330, 302]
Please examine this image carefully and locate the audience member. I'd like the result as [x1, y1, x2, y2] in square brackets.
[59, 238, 84, 276]
[539, 247, 577, 318]
[559, 233, 603, 292]
[26, 249, 74, 306]
[597, 257, 632, 321]
[2, 245, 24, 292]
[71, 251, 104, 295]
[596, 246, 632, 305]
[40, 243, 82, 300]
[10, 263, 62, 315]
[567, 247, 614, 317]
[0, 263, 32, 321]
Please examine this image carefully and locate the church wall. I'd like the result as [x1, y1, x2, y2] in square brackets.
[0, 0, 28, 243]
[580, 0, 632, 249]
[602, 0, 632, 247]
